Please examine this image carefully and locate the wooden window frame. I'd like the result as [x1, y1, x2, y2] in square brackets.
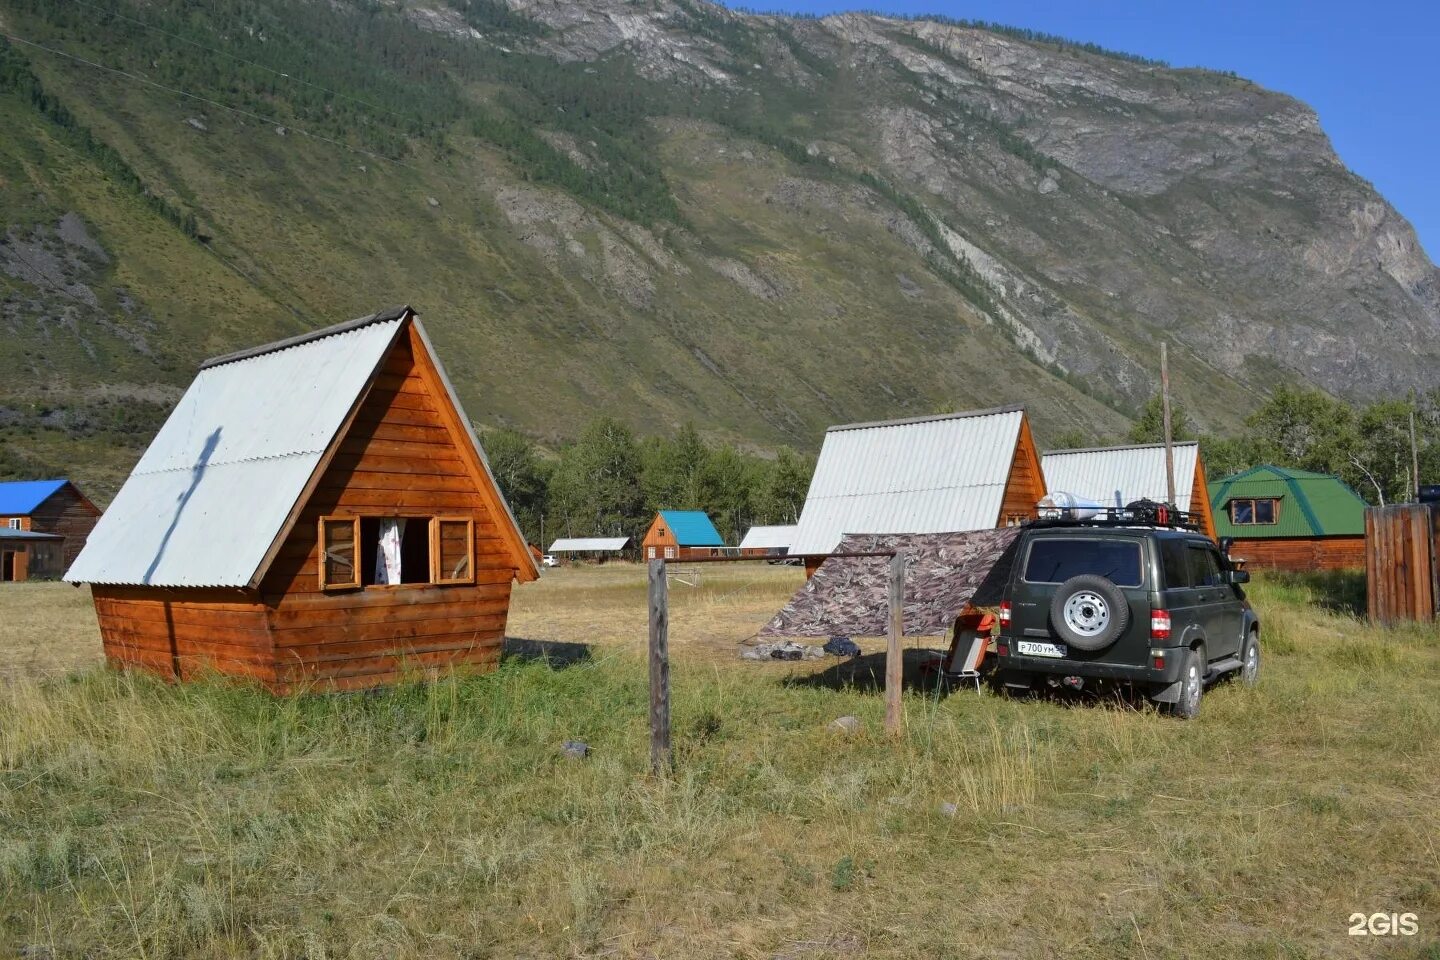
[1229, 498, 1281, 526]
[318, 516, 361, 590]
[430, 516, 475, 585]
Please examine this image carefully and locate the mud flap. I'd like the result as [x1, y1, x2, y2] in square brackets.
[1149, 680, 1181, 704]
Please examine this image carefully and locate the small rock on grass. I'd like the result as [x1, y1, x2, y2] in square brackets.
[828, 715, 861, 734]
[560, 740, 590, 759]
[938, 802, 958, 818]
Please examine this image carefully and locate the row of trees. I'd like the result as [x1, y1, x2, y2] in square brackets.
[493, 383, 1438, 552]
[1120, 386, 1440, 506]
[482, 419, 815, 548]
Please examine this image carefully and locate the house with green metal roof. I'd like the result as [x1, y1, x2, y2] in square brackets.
[642, 509, 725, 560]
[1208, 465, 1367, 570]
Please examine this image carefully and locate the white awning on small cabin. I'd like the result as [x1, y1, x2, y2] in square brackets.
[738, 525, 797, 550]
[789, 407, 1027, 557]
[548, 537, 631, 553]
[65, 310, 408, 587]
[1041, 442, 1200, 508]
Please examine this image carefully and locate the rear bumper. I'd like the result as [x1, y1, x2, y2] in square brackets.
[995, 640, 1181, 685]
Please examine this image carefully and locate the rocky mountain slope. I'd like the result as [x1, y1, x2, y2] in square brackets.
[0, 0, 1435, 495]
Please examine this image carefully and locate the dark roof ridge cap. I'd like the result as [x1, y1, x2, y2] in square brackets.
[1044, 440, 1200, 456]
[827, 404, 1025, 433]
[199, 305, 412, 370]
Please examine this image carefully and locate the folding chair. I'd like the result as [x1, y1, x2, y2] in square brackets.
[944, 611, 995, 692]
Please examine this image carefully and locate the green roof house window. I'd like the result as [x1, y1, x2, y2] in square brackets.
[1230, 498, 1279, 525]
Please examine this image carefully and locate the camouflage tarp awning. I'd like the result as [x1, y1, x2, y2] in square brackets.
[760, 528, 1021, 638]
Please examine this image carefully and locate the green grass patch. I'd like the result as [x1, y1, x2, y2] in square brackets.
[2, 571, 1438, 957]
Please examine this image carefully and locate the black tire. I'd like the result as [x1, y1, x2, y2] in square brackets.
[1048, 575, 1130, 651]
[1169, 648, 1204, 719]
[1240, 629, 1260, 686]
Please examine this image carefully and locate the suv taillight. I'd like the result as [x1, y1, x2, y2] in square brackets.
[1150, 609, 1171, 641]
[999, 600, 1012, 628]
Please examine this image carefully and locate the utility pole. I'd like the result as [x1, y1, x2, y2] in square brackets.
[1161, 341, 1176, 508]
[1410, 408, 1421, 502]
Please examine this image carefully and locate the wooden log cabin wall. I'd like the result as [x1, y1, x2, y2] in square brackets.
[67, 307, 539, 693]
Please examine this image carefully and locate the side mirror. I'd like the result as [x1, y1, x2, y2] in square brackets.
[1224, 569, 1250, 585]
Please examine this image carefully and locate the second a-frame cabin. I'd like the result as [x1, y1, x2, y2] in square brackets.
[788, 405, 1046, 575]
[66, 306, 538, 693]
[1041, 441, 1218, 539]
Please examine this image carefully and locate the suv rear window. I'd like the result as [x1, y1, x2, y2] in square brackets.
[1024, 538, 1143, 587]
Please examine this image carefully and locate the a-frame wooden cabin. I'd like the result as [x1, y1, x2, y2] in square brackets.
[788, 405, 1046, 576]
[66, 306, 539, 693]
[1041, 441, 1218, 539]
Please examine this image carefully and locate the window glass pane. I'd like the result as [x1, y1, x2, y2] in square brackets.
[1254, 499, 1276, 524]
[1024, 539, 1143, 587]
[1187, 545, 1222, 587]
[1161, 539, 1192, 590]
[323, 519, 356, 586]
[438, 520, 471, 581]
[1232, 500, 1254, 524]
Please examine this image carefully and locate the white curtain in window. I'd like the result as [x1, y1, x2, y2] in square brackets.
[375, 518, 406, 585]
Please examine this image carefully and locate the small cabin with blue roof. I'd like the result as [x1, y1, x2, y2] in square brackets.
[642, 509, 725, 561]
[0, 479, 100, 582]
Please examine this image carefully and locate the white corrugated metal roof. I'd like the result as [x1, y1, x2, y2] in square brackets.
[738, 525, 797, 550]
[548, 537, 631, 552]
[66, 314, 405, 587]
[788, 407, 1026, 556]
[1041, 442, 1199, 508]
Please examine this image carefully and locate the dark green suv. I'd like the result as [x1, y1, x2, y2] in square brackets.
[992, 514, 1260, 718]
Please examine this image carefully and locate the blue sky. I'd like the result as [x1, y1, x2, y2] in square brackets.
[724, 0, 1438, 262]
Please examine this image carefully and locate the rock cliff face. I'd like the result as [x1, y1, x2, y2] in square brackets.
[476, 0, 1440, 397]
[1, 0, 1435, 488]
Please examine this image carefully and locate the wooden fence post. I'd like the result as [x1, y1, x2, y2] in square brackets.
[885, 551, 906, 736]
[648, 558, 672, 773]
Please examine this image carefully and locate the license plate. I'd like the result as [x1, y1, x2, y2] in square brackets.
[1017, 640, 1068, 658]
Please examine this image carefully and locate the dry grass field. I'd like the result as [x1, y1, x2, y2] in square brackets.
[1, 564, 1438, 959]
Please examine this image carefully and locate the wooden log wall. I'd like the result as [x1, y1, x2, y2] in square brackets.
[1229, 536, 1366, 572]
[1188, 459, 1218, 540]
[998, 416, 1045, 525]
[258, 332, 516, 692]
[29, 486, 101, 569]
[92, 585, 275, 683]
[1366, 505, 1438, 625]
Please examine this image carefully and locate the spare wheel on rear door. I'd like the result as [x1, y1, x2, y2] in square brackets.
[1049, 574, 1129, 650]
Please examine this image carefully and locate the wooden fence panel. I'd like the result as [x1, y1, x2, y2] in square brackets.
[1366, 505, 1438, 625]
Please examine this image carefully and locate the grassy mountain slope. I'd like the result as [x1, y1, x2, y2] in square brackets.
[0, 0, 1434, 498]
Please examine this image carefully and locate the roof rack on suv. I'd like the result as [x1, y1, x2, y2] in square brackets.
[1030, 499, 1201, 532]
